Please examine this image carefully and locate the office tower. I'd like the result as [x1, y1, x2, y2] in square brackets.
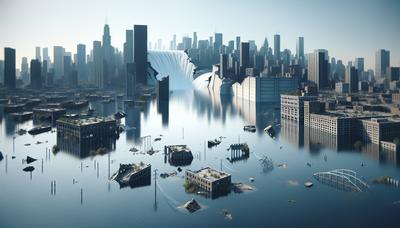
[157, 76, 169, 101]
[375, 49, 390, 79]
[63, 54, 72, 85]
[240, 42, 250, 68]
[157, 39, 162, 50]
[102, 24, 114, 87]
[93, 41, 104, 88]
[42, 60, 48, 86]
[307, 49, 329, 90]
[35, 47, 41, 61]
[43, 47, 49, 64]
[249, 40, 257, 51]
[235, 36, 241, 51]
[296, 37, 304, 62]
[70, 70, 78, 87]
[77, 44, 86, 82]
[227, 40, 235, 54]
[4, 47, 16, 90]
[193, 32, 198, 49]
[182, 37, 192, 50]
[260, 37, 269, 55]
[354, 57, 364, 81]
[172, 34, 177, 50]
[0, 60, 4, 84]
[30, 59, 42, 89]
[220, 54, 228, 78]
[134, 25, 148, 85]
[214, 33, 223, 52]
[345, 66, 358, 93]
[53, 46, 64, 80]
[387, 67, 400, 82]
[274, 34, 281, 63]
[124, 30, 134, 63]
[126, 63, 136, 97]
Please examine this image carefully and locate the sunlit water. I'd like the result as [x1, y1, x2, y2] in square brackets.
[0, 90, 399, 228]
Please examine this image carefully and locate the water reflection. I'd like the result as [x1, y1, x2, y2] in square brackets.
[57, 135, 116, 159]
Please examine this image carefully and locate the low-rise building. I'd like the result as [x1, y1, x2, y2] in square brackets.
[185, 167, 231, 194]
[164, 145, 193, 166]
[281, 94, 317, 122]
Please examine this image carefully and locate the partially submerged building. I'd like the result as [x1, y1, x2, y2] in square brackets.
[111, 163, 151, 188]
[164, 145, 193, 166]
[185, 167, 231, 198]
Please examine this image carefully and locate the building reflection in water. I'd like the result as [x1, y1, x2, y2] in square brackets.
[57, 135, 116, 159]
[192, 89, 280, 135]
[124, 105, 141, 143]
[157, 100, 169, 127]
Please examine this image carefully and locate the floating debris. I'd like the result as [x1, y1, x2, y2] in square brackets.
[28, 125, 51, 135]
[12, 156, 16, 159]
[52, 145, 60, 154]
[24, 143, 31, 146]
[264, 125, 275, 138]
[36, 141, 43, 145]
[26, 156, 37, 164]
[147, 147, 159, 155]
[222, 209, 233, 220]
[307, 162, 312, 167]
[23, 166, 35, 172]
[373, 176, 399, 188]
[16, 129, 27, 135]
[243, 125, 256, 133]
[90, 147, 109, 156]
[154, 137, 162, 142]
[232, 182, 254, 193]
[111, 162, 151, 188]
[260, 156, 274, 173]
[208, 139, 221, 148]
[288, 199, 296, 203]
[177, 167, 182, 172]
[129, 147, 139, 153]
[276, 163, 288, 169]
[249, 177, 255, 182]
[160, 171, 177, 179]
[360, 162, 364, 167]
[287, 180, 299, 186]
[182, 198, 201, 213]
[304, 181, 314, 188]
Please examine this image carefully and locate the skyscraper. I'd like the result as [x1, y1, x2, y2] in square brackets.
[345, 66, 358, 93]
[307, 49, 329, 90]
[63, 54, 72, 85]
[375, 49, 390, 79]
[354, 57, 364, 81]
[43, 47, 49, 64]
[220, 54, 228, 78]
[0, 60, 4, 85]
[296, 37, 304, 62]
[4, 47, 16, 90]
[77, 44, 86, 82]
[30, 59, 42, 89]
[35, 47, 41, 61]
[236, 36, 241, 51]
[193, 32, 198, 49]
[214, 33, 223, 52]
[134, 25, 148, 85]
[93, 41, 104, 88]
[124, 30, 134, 64]
[53, 46, 65, 80]
[240, 42, 250, 69]
[21, 57, 29, 85]
[274, 34, 281, 63]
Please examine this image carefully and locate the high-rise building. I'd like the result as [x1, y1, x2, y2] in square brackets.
[35, 47, 41, 61]
[0, 60, 4, 85]
[345, 66, 358, 93]
[4, 47, 16, 90]
[296, 37, 304, 62]
[63, 54, 72, 85]
[134, 25, 148, 85]
[387, 67, 400, 82]
[182, 37, 192, 50]
[43, 47, 49, 64]
[240, 42, 250, 69]
[193, 32, 198, 49]
[20, 57, 29, 85]
[93, 41, 104, 88]
[53, 46, 65, 80]
[30, 59, 42, 89]
[126, 63, 136, 97]
[375, 49, 390, 79]
[220, 54, 228, 78]
[235, 36, 241, 51]
[77, 44, 86, 83]
[214, 33, 223, 52]
[307, 49, 329, 90]
[124, 30, 134, 64]
[354, 57, 364, 81]
[274, 34, 281, 63]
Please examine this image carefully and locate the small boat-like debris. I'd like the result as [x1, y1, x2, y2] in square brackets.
[243, 125, 256, 133]
[26, 156, 37, 164]
[182, 198, 201, 213]
[264, 125, 275, 138]
[208, 139, 221, 148]
[304, 181, 314, 188]
[28, 125, 51, 135]
[23, 166, 35, 172]
[17, 129, 27, 135]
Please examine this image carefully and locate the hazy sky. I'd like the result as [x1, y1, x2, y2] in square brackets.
[0, 0, 399, 69]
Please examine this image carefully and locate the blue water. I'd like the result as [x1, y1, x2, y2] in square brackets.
[0, 90, 399, 228]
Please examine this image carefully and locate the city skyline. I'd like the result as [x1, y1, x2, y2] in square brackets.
[1, 0, 400, 69]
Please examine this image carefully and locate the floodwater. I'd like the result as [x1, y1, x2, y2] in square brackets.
[0, 89, 399, 228]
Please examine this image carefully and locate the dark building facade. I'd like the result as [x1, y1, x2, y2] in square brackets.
[4, 47, 16, 90]
[126, 63, 136, 97]
[157, 76, 169, 101]
[30, 59, 42, 89]
[134, 25, 148, 85]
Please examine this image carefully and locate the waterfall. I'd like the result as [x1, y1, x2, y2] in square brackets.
[148, 50, 196, 90]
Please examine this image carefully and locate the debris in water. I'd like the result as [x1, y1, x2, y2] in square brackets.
[177, 167, 182, 172]
[287, 180, 299, 186]
[160, 171, 177, 179]
[304, 181, 314, 188]
[232, 182, 254, 193]
[208, 139, 221, 148]
[276, 163, 288, 169]
[307, 162, 311, 167]
[288, 199, 296, 203]
[26, 156, 37, 164]
[24, 143, 31, 146]
[12, 156, 16, 159]
[154, 137, 162, 142]
[249, 177, 255, 182]
[182, 198, 201, 213]
[23, 166, 35, 172]
[222, 209, 233, 220]
[129, 147, 139, 153]
[373, 176, 399, 188]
